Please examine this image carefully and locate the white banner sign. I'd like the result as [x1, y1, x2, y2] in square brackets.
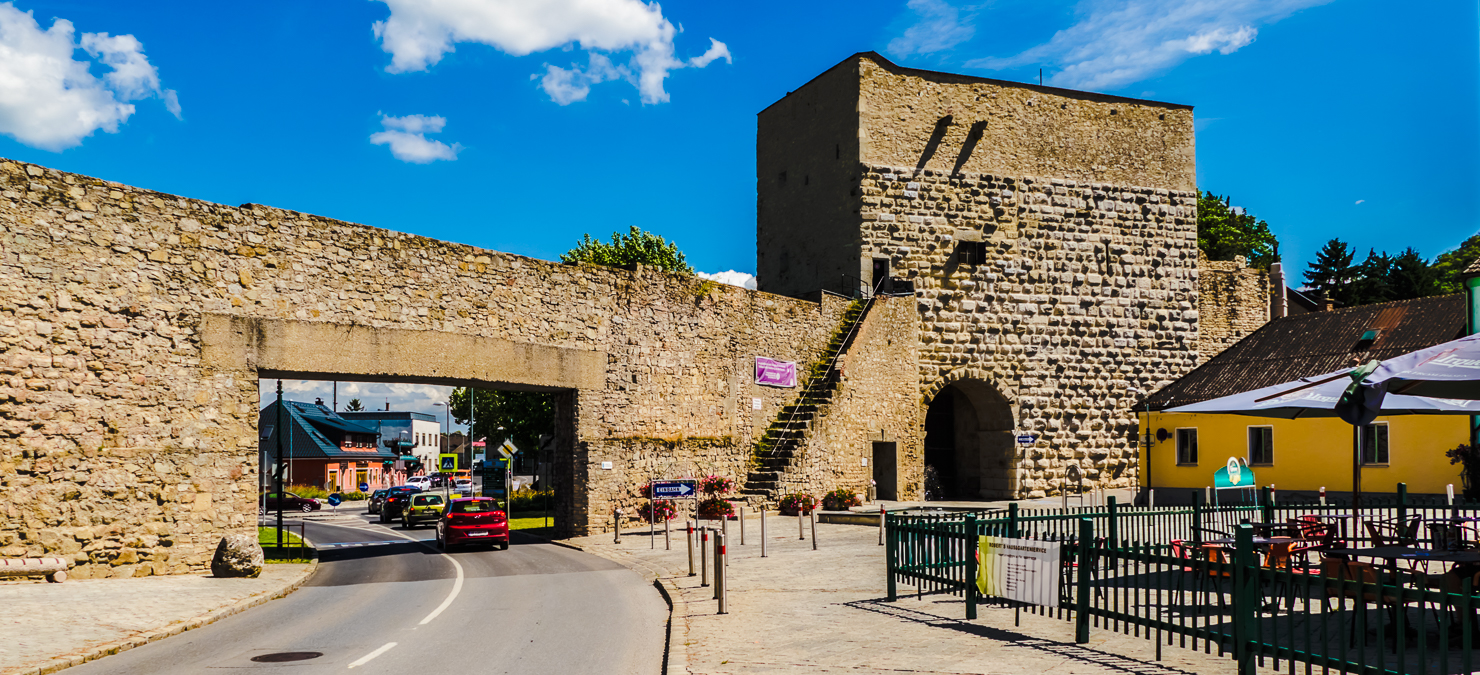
[976, 536, 1061, 607]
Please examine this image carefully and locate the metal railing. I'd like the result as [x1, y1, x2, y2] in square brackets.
[885, 488, 1480, 674]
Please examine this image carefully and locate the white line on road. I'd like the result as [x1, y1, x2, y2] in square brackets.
[347, 642, 396, 668]
[372, 523, 465, 626]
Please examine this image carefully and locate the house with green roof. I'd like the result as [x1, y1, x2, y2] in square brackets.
[258, 399, 402, 494]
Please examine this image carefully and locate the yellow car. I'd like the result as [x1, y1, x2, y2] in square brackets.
[402, 493, 446, 529]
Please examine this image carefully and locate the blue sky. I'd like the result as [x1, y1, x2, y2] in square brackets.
[1, 0, 1475, 282]
[4, 0, 1478, 416]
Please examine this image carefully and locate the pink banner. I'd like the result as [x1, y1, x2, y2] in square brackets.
[755, 356, 797, 388]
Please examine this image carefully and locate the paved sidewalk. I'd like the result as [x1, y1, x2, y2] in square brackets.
[564, 517, 1235, 675]
[0, 563, 315, 675]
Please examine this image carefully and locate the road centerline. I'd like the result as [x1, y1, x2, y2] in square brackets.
[347, 642, 396, 668]
[366, 520, 466, 626]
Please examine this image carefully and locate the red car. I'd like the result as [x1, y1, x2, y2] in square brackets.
[436, 497, 509, 550]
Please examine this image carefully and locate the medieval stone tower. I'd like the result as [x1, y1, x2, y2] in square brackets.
[757, 53, 1204, 500]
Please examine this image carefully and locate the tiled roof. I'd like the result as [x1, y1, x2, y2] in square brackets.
[1146, 294, 1466, 410]
[258, 400, 398, 461]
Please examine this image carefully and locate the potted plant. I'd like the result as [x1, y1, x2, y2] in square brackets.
[778, 492, 816, 516]
[1447, 443, 1480, 500]
[696, 474, 735, 520]
[822, 488, 861, 511]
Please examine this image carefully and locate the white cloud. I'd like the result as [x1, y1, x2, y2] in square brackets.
[370, 113, 462, 163]
[258, 380, 468, 431]
[965, 0, 1332, 91]
[0, 3, 178, 151]
[698, 270, 757, 290]
[1355, 199, 1365, 205]
[887, 0, 975, 58]
[371, 0, 729, 105]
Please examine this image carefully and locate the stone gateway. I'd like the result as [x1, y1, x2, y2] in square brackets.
[0, 52, 1261, 577]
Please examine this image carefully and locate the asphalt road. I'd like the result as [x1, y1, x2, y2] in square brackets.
[66, 510, 667, 675]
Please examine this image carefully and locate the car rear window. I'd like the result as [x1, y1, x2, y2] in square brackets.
[414, 495, 443, 505]
[449, 500, 498, 514]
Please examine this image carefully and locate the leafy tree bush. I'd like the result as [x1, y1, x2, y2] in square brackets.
[1197, 191, 1279, 269]
[560, 225, 693, 274]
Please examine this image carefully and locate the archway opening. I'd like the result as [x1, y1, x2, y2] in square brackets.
[922, 380, 1016, 501]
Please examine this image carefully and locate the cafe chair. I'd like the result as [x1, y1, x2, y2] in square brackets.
[1430, 521, 1474, 553]
[1322, 557, 1413, 649]
[1364, 516, 1421, 548]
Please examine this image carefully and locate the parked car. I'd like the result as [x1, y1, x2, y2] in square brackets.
[367, 489, 388, 515]
[402, 493, 447, 528]
[437, 497, 509, 550]
[260, 492, 321, 514]
[454, 478, 473, 494]
[379, 486, 422, 523]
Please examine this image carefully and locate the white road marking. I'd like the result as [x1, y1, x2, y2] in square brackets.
[372, 523, 465, 626]
[347, 642, 396, 668]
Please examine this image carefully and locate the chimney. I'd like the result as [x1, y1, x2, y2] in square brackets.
[1323, 298, 1337, 312]
[1269, 262, 1288, 319]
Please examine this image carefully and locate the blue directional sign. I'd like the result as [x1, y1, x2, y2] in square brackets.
[1016, 434, 1038, 445]
[358, 482, 369, 493]
[651, 480, 698, 500]
[327, 493, 343, 506]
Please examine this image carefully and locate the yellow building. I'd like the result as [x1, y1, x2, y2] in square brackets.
[1142, 294, 1470, 498]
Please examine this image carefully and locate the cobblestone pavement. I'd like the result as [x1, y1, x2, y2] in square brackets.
[564, 517, 1237, 675]
[0, 563, 314, 675]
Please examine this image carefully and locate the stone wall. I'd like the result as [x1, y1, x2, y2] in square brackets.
[0, 159, 916, 576]
[1197, 254, 1271, 361]
[757, 52, 1203, 499]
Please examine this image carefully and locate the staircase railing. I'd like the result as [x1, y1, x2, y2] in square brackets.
[761, 276, 885, 460]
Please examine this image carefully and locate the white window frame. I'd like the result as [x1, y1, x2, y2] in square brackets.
[1247, 426, 1274, 466]
[1175, 427, 1198, 466]
[1361, 422, 1390, 466]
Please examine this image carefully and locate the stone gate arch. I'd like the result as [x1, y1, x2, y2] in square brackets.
[922, 371, 1018, 500]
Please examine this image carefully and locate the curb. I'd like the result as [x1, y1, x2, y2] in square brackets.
[547, 537, 686, 675]
[6, 559, 319, 675]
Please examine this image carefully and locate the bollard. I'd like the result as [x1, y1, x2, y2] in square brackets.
[740, 506, 746, 545]
[650, 504, 655, 549]
[761, 507, 768, 557]
[715, 531, 727, 613]
[810, 507, 818, 550]
[614, 507, 622, 544]
[1320, 486, 1327, 506]
[713, 530, 723, 600]
[686, 520, 695, 576]
[665, 515, 671, 551]
[721, 516, 729, 567]
[701, 526, 709, 587]
[878, 504, 885, 546]
[798, 507, 805, 540]
[1149, 489, 1155, 509]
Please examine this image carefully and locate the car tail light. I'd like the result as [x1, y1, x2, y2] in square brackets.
[493, 510, 507, 522]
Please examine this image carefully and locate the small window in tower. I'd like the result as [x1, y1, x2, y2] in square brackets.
[957, 241, 987, 266]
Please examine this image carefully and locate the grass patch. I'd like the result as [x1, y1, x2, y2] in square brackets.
[509, 511, 554, 535]
[258, 526, 305, 546]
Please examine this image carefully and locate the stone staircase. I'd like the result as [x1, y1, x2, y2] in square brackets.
[740, 297, 874, 505]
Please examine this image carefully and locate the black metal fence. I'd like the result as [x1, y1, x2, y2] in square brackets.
[886, 488, 1480, 674]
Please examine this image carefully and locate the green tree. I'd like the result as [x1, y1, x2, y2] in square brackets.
[560, 226, 694, 274]
[1349, 249, 1394, 306]
[343, 398, 364, 412]
[1387, 247, 1442, 300]
[447, 388, 554, 467]
[1433, 233, 1480, 295]
[1303, 238, 1356, 307]
[1197, 191, 1280, 269]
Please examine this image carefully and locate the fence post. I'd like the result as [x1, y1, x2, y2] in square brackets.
[885, 512, 897, 601]
[1260, 486, 1273, 523]
[1076, 517, 1092, 644]
[1192, 490, 1204, 546]
[1008, 502, 1019, 539]
[1398, 482, 1408, 527]
[965, 514, 978, 620]
[1106, 496, 1118, 549]
[1232, 523, 1256, 675]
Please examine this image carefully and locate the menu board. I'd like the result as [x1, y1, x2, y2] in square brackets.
[976, 536, 1061, 607]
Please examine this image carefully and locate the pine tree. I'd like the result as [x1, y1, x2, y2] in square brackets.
[1388, 247, 1442, 300]
[1303, 238, 1356, 307]
[344, 398, 365, 412]
[1349, 249, 1394, 306]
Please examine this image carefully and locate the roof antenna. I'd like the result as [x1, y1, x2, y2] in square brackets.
[1039, 68, 1043, 86]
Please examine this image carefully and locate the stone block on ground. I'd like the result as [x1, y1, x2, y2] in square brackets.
[210, 534, 263, 578]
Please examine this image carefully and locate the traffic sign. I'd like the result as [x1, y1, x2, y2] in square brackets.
[327, 493, 343, 506]
[651, 479, 697, 500]
[358, 482, 369, 493]
[1016, 434, 1037, 445]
